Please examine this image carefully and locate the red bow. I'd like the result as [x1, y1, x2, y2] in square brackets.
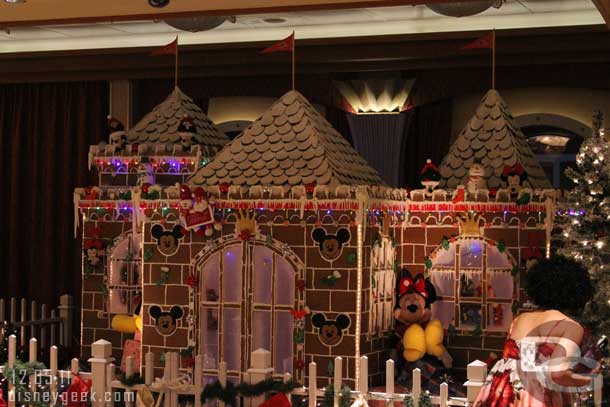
[85, 240, 103, 250]
[61, 375, 92, 407]
[257, 392, 291, 407]
[290, 309, 307, 319]
[399, 276, 428, 298]
[502, 164, 525, 177]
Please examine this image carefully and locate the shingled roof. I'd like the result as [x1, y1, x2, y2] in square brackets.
[189, 90, 384, 187]
[127, 87, 228, 152]
[439, 89, 551, 189]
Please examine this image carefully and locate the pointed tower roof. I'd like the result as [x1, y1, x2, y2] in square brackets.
[439, 89, 551, 189]
[189, 90, 383, 187]
[127, 87, 228, 152]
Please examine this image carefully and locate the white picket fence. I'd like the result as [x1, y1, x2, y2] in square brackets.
[0, 337, 603, 407]
[0, 294, 74, 349]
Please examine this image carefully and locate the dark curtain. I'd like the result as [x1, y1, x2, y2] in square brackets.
[403, 99, 454, 189]
[347, 113, 412, 187]
[0, 82, 109, 308]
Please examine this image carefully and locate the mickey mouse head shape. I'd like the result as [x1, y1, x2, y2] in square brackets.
[311, 313, 351, 346]
[149, 305, 184, 335]
[312, 228, 351, 261]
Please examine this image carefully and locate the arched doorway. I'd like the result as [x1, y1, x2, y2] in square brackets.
[193, 237, 304, 382]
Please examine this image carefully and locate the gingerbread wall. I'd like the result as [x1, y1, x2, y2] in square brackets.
[137, 209, 369, 388]
[81, 214, 137, 361]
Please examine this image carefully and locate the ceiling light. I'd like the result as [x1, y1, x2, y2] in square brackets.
[426, 0, 502, 17]
[335, 79, 415, 114]
[263, 18, 287, 24]
[4, 0, 26, 3]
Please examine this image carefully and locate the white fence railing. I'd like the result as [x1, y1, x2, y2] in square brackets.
[0, 337, 603, 407]
[0, 294, 74, 349]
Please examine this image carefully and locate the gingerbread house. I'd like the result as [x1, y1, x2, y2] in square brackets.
[76, 88, 555, 388]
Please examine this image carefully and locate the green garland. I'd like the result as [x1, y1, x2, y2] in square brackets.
[117, 372, 145, 387]
[403, 391, 432, 407]
[2, 359, 51, 407]
[322, 385, 351, 407]
[201, 378, 301, 407]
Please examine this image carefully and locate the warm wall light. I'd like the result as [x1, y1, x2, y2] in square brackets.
[335, 79, 414, 114]
[4, 0, 26, 3]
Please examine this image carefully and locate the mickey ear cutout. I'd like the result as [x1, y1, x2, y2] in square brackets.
[149, 305, 161, 319]
[335, 314, 351, 330]
[151, 225, 164, 239]
[312, 228, 327, 243]
[311, 313, 326, 328]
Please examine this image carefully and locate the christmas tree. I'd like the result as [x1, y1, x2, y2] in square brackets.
[557, 110, 610, 336]
[557, 111, 610, 404]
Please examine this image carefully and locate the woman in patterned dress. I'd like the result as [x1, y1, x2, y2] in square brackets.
[473, 256, 597, 407]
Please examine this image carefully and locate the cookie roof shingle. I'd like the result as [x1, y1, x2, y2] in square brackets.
[127, 87, 228, 153]
[439, 89, 551, 189]
[189, 90, 384, 187]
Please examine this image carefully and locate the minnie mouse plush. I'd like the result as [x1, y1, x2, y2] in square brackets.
[394, 269, 451, 367]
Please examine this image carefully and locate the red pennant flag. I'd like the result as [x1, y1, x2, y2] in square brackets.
[150, 37, 178, 56]
[460, 32, 494, 50]
[260, 32, 295, 54]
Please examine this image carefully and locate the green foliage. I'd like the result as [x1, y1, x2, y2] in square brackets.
[2, 359, 51, 407]
[403, 391, 432, 407]
[118, 372, 145, 387]
[201, 379, 302, 407]
[322, 385, 352, 407]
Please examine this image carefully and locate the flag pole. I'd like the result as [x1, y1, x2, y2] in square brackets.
[175, 36, 179, 88]
[291, 32, 296, 91]
[492, 28, 496, 90]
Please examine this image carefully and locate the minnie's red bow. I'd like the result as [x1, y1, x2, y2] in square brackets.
[85, 240, 103, 250]
[399, 276, 428, 298]
[502, 164, 525, 177]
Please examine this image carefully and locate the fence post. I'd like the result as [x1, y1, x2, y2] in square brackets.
[50, 346, 58, 397]
[333, 357, 342, 407]
[8, 334, 16, 407]
[308, 362, 317, 407]
[245, 349, 274, 407]
[439, 383, 448, 407]
[385, 359, 394, 402]
[20, 298, 26, 347]
[359, 356, 368, 395]
[28, 338, 38, 405]
[58, 295, 74, 349]
[594, 372, 603, 407]
[10, 298, 16, 324]
[30, 301, 37, 341]
[125, 356, 135, 407]
[145, 352, 154, 386]
[412, 368, 421, 407]
[40, 305, 48, 350]
[464, 360, 487, 404]
[106, 363, 116, 407]
[88, 339, 114, 407]
[50, 310, 57, 347]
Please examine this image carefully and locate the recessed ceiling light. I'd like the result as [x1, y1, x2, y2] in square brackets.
[263, 18, 287, 24]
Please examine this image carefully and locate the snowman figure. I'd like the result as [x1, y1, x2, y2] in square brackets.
[466, 162, 487, 194]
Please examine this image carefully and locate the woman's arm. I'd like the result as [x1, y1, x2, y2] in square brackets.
[549, 322, 593, 387]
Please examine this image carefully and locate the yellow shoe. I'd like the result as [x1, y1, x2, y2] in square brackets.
[402, 323, 426, 362]
[424, 319, 446, 358]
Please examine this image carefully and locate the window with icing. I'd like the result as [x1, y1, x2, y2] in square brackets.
[108, 232, 142, 315]
[198, 241, 297, 380]
[429, 237, 516, 332]
[370, 236, 396, 335]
